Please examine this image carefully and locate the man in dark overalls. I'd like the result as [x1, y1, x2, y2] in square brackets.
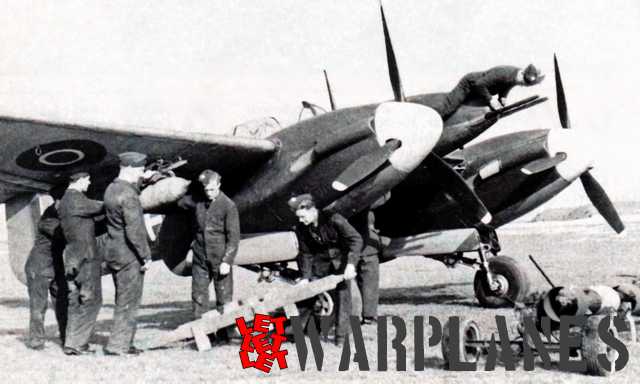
[103, 152, 153, 356]
[58, 172, 104, 355]
[25, 187, 67, 350]
[349, 210, 380, 325]
[189, 170, 240, 321]
[436, 64, 545, 120]
[289, 194, 361, 345]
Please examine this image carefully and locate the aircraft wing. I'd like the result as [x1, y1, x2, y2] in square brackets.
[0, 115, 277, 202]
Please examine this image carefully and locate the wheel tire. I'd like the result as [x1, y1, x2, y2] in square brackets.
[474, 255, 530, 308]
[313, 292, 334, 317]
[582, 315, 623, 376]
[442, 317, 482, 369]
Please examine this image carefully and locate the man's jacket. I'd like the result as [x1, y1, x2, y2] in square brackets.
[295, 212, 362, 279]
[462, 65, 520, 103]
[104, 179, 151, 270]
[58, 189, 103, 276]
[190, 192, 240, 266]
[25, 204, 65, 278]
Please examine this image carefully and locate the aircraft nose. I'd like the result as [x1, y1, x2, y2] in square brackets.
[546, 129, 595, 182]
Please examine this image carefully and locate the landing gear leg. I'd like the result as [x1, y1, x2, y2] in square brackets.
[473, 244, 530, 308]
[478, 244, 501, 294]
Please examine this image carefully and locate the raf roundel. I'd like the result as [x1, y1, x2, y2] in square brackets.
[38, 148, 86, 166]
[16, 140, 107, 171]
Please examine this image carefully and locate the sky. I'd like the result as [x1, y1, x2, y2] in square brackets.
[1, 0, 639, 208]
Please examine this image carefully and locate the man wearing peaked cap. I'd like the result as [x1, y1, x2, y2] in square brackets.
[287, 193, 314, 212]
[198, 169, 219, 185]
[102, 152, 152, 356]
[118, 152, 147, 168]
[58, 171, 104, 355]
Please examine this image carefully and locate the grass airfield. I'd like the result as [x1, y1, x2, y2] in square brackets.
[0, 213, 639, 383]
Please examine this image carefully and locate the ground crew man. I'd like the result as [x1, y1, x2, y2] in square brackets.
[58, 172, 104, 355]
[436, 64, 545, 120]
[349, 210, 380, 325]
[185, 170, 240, 322]
[289, 193, 361, 345]
[103, 152, 153, 356]
[25, 187, 67, 350]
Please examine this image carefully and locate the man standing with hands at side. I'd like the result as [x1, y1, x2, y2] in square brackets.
[186, 170, 240, 324]
[103, 152, 154, 356]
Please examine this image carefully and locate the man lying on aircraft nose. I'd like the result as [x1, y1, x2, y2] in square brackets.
[436, 64, 545, 120]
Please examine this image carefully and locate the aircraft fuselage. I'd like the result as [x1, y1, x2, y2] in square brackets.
[232, 91, 496, 232]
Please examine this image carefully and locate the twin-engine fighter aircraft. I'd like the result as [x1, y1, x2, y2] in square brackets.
[0, 4, 624, 307]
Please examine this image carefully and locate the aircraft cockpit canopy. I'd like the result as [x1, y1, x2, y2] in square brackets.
[232, 117, 282, 139]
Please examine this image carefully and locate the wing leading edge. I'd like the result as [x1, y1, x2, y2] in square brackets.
[0, 115, 278, 202]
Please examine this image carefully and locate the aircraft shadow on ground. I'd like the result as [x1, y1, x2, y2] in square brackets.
[82, 306, 194, 346]
[0, 297, 191, 312]
[379, 282, 474, 306]
[0, 298, 193, 339]
[89, 301, 194, 334]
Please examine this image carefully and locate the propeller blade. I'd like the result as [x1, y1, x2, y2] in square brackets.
[323, 69, 336, 111]
[332, 139, 401, 191]
[426, 153, 492, 224]
[380, 2, 405, 102]
[520, 152, 567, 175]
[580, 171, 625, 233]
[554, 54, 571, 129]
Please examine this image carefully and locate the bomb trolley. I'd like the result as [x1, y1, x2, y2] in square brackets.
[441, 283, 640, 376]
[145, 274, 345, 351]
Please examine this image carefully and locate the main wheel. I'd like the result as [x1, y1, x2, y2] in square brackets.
[582, 315, 626, 376]
[442, 317, 482, 369]
[474, 255, 530, 308]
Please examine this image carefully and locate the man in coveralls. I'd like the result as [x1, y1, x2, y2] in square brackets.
[103, 152, 153, 356]
[58, 172, 104, 355]
[25, 186, 67, 350]
[349, 210, 380, 325]
[289, 193, 361, 345]
[188, 170, 240, 320]
[436, 64, 545, 120]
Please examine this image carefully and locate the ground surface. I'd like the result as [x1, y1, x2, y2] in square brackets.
[1, 214, 639, 383]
